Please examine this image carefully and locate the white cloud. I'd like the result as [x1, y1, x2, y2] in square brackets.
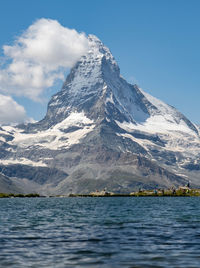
[0, 94, 28, 125]
[0, 18, 89, 101]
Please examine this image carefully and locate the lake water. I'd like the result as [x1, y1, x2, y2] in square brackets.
[1, 197, 200, 267]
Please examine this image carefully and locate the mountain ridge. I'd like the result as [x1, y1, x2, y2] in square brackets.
[0, 35, 199, 194]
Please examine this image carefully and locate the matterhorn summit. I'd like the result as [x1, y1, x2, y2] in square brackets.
[0, 35, 200, 194]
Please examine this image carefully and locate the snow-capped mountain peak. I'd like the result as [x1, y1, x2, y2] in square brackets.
[0, 34, 200, 194]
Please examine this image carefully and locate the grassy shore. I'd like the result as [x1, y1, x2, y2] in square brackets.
[1, 188, 200, 198]
[0, 193, 41, 198]
[69, 188, 200, 197]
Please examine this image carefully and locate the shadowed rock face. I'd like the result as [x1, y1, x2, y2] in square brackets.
[0, 35, 200, 194]
[0, 173, 21, 194]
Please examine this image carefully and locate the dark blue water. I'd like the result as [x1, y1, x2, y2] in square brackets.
[1, 197, 200, 267]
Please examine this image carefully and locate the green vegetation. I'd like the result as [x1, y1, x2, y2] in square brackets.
[131, 189, 200, 197]
[69, 188, 200, 197]
[2, 188, 200, 198]
[0, 193, 40, 198]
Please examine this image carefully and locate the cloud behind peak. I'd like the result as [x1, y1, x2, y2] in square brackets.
[0, 18, 89, 101]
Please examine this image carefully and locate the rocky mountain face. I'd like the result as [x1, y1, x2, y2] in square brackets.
[0, 172, 21, 194]
[0, 35, 200, 195]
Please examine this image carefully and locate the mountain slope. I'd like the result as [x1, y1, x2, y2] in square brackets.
[0, 35, 199, 194]
[0, 172, 22, 194]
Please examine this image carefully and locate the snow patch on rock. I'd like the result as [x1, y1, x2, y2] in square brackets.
[4, 112, 94, 152]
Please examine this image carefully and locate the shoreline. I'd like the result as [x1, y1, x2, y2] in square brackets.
[69, 188, 200, 197]
[68, 194, 200, 197]
[1, 188, 200, 198]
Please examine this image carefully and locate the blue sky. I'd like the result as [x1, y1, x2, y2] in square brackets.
[0, 0, 200, 124]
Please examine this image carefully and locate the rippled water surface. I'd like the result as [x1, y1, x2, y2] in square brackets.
[1, 197, 200, 267]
